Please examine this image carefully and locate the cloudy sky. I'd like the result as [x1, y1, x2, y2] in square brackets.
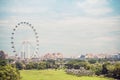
[0, 0, 120, 57]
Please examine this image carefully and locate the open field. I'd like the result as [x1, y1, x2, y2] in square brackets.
[20, 70, 113, 80]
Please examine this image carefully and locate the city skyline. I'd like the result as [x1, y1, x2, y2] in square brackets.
[0, 0, 120, 57]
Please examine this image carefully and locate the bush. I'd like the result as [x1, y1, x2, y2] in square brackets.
[26, 63, 33, 70]
[38, 62, 47, 70]
[88, 59, 97, 64]
[66, 67, 94, 76]
[15, 62, 24, 70]
[90, 63, 102, 75]
[0, 59, 7, 66]
[106, 63, 120, 79]
[0, 65, 20, 80]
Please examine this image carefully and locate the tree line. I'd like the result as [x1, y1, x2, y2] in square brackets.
[0, 50, 120, 80]
[65, 59, 120, 79]
[14, 59, 63, 70]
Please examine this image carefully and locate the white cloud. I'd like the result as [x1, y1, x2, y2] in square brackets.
[9, 7, 48, 14]
[0, 0, 56, 14]
[76, 0, 113, 16]
[85, 8, 112, 16]
[0, 15, 120, 33]
[0, 14, 120, 55]
[0, 0, 120, 56]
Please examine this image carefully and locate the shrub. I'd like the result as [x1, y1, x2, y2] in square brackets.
[0, 65, 20, 80]
[106, 63, 120, 79]
[38, 62, 47, 70]
[90, 63, 102, 75]
[15, 62, 24, 70]
[66, 67, 94, 76]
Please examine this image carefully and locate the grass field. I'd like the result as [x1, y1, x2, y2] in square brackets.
[20, 70, 113, 80]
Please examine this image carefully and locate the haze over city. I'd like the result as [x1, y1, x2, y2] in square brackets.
[0, 0, 120, 57]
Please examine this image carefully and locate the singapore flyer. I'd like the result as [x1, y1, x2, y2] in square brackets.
[11, 22, 39, 59]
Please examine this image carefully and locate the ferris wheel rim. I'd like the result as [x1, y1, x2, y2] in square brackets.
[11, 22, 39, 56]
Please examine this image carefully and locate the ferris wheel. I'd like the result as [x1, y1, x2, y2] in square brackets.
[11, 22, 39, 59]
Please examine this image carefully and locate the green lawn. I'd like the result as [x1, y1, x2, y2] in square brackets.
[20, 70, 113, 80]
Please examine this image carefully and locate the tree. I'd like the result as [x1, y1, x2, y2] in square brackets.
[15, 62, 24, 70]
[102, 63, 109, 74]
[46, 60, 55, 69]
[114, 63, 120, 78]
[73, 63, 80, 69]
[65, 63, 74, 69]
[0, 59, 7, 66]
[0, 50, 6, 59]
[26, 64, 32, 69]
[0, 65, 20, 80]
[107, 63, 120, 79]
[32, 63, 39, 69]
[90, 63, 102, 75]
[106, 64, 115, 77]
[26, 62, 34, 70]
[88, 59, 97, 64]
[38, 62, 46, 70]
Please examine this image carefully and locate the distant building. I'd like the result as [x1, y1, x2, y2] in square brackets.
[85, 53, 94, 58]
[42, 53, 63, 60]
[79, 53, 120, 59]
[110, 53, 120, 60]
[79, 55, 85, 59]
[94, 54, 106, 59]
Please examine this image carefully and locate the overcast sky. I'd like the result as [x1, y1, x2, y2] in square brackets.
[0, 0, 120, 57]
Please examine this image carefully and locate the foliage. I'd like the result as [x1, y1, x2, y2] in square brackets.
[0, 59, 7, 66]
[102, 63, 110, 74]
[18, 60, 63, 70]
[66, 68, 94, 76]
[15, 62, 24, 70]
[90, 63, 102, 75]
[105, 62, 120, 79]
[65, 59, 90, 69]
[0, 50, 6, 59]
[65, 59, 120, 79]
[26, 63, 33, 70]
[9, 58, 120, 79]
[37, 62, 47, 69]
[0, 50, 20, 80]
[0, 65, 20, 80]
[88, 59, 97, 64]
